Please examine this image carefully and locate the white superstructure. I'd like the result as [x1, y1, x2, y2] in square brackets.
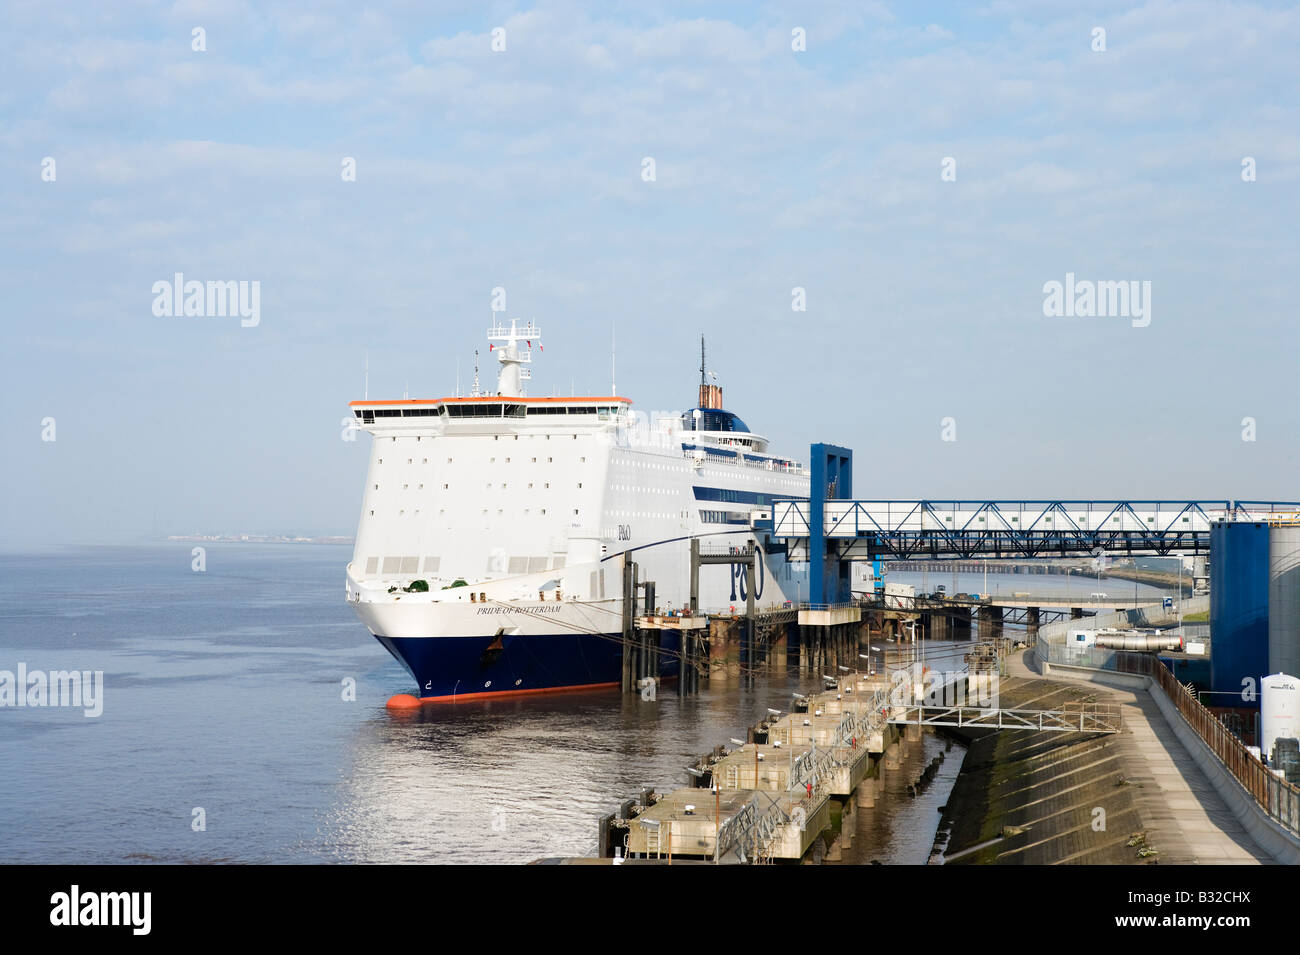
[345, 321, 811, 700]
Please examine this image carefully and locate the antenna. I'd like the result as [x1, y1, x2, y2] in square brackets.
[364, 350, 369, 400]
[473, 350, 480, 397]
[611, 325, 616, 395]
[456, 359, 460, 398]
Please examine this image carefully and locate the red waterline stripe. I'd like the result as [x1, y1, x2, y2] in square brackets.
[418, 681, 620, 703]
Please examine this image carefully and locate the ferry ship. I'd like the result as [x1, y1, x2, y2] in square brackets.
[345, 320, 811, 701]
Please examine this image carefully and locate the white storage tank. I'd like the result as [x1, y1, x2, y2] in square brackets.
[1261, 672, 1300, 765]
[1268, 526, 1300, 677]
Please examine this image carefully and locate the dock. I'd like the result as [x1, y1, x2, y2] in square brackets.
[599, 674, 904, 863]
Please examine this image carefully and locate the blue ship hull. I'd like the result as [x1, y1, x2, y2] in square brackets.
[377, 631, 680, 701]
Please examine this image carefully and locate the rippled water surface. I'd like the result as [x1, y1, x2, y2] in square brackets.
[0, 544, 862, 863]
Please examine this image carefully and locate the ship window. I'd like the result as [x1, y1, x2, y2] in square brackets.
[573, 509, 579, 515]
[443, 483, 448, 489]
[424, 556, 440, 572]
[362, 411, 373, 423]
[531, 457, 537, 463]
[403, 484, 408, 490]
[382, 557, 402, 574]
[374, 484, 378, 490]
[541, 509, 546, 515]
[423, 458, 427, 464]
[578, 483, 583, 489]
[365, 557, 379, 575]
[353, 410, 362, 419]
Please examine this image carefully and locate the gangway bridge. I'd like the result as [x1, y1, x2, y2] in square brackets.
[753, 443, 1300, 604]
[888, 702, 1124, 734]
[772, 497, 1299, 561]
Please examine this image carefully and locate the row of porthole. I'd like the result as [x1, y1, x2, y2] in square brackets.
[387, 434, 582, 442]
[373, 483, 566, 491]
[377, 455, 577, 465]
[366, 508, 558, 517]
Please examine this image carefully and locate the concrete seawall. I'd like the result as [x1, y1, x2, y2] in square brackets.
[936, 651, 1273, 865]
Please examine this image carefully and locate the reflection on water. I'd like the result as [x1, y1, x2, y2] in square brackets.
[320, 669, 827, 863]
[1, 545, 967, 864]
[834, 731, 965, 866]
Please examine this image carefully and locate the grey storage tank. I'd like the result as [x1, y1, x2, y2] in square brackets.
[1269, 525, 1300, 677]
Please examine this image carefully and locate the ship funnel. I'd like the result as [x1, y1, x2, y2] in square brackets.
[699, 382, 723, 409]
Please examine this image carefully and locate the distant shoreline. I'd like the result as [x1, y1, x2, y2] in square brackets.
[165, 536, 354, 545]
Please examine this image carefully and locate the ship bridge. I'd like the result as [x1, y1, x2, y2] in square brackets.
[350, 395, 633, 431]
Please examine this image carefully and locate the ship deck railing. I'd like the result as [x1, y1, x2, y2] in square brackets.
[680, 449, 808, 475]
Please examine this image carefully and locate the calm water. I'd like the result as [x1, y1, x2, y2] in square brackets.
[1, 544, 950, 864]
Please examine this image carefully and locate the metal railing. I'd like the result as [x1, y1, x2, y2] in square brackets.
[1145, 655, 1300, 835]
[681, 448, 808, 475]
[1036, 632, 1300, 837]
[888, 701, 1123, 733]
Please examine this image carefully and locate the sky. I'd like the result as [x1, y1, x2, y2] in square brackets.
[2, 0, 1298, 549]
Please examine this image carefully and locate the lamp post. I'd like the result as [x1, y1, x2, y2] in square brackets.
[685, 765, 711, 861]
[1172, 552, 1184, 626]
